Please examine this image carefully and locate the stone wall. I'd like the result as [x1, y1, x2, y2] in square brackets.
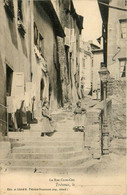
[85, 98, 112, 158]
[107, 78, 126, 138]
[85, 109, 102, 159]
[33, 2, 59, 111]
[57, 36, 68, 105]
[57, 0, 82, 105]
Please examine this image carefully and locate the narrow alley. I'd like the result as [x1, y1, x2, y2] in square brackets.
[0, 0, 126, 194]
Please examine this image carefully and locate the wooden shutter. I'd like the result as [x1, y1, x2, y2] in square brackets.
[11, 72, 24, 96]
[64, 27, 70, 47]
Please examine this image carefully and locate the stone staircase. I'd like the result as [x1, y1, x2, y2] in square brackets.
[2, 110, 93, 174]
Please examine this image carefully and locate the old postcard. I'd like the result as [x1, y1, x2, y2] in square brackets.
[0, 0, 126, 194]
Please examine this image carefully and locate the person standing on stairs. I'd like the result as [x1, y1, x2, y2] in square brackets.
[73, 101, 86, 132]
[40, 100, 56, 136]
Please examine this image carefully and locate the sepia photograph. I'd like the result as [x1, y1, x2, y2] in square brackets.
[0, 0, 126, 194]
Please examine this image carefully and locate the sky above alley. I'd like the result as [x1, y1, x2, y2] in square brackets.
[73, 0, 102, 43]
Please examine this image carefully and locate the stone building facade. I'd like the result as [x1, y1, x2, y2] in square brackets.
[31, 1, 64, 116]
[107, 0, 127, 79]
[79, 41, 92, 95]
[98, 0, 126, 138]
[107, 0, 126, 138]
[0, 0, 32, 135]
[0, 0, 83, 135]
[52, 0, 84, 105]
[92, 48, 103, 99]
[79, 40, 103, 99]
[0, 0, 64, 134]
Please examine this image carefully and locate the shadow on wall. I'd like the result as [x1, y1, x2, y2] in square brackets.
[7, 15, 18, 49]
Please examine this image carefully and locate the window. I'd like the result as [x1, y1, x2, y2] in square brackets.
[17, 0, 25, 37]
[18, 0, 23, 21]
[34, 23, 38, 46]
[64, 27, 70, 47]
[119, 58, 126, 77]
[6, 65, 13, 96]
[4, 0, 14, 20]
[34, 22, 44, 58]
[39, 34, 44, 57]
[120, 19, 127, 39]
[125, 0, 127, 6]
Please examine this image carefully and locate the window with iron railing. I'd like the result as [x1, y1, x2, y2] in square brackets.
[18, 0, 23, 21]
[17, 0, 26, 37]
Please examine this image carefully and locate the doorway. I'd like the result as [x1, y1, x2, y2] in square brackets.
[6, 65, 13, 96]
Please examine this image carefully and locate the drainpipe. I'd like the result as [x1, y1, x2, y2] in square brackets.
[30, 0, 33, 82]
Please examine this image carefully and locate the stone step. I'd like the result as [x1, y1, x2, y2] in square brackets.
[30, 127, 75, 132]
[30, 128, 74, 132]
[5, 156, 90, 167]
[10, 137, 84, 142]
[8, 150, 83, 160]
[4, 166, 84, 174]
[5, 158, 95, 174]
[12, 145, 81, 153]
[11, 140, 84, 147]
[8, 131, 82, 136]
[8, 132, 84, 141]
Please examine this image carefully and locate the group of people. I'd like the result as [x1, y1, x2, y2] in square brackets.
[8, 95, 86, 135]
[40, 99, 86, 137]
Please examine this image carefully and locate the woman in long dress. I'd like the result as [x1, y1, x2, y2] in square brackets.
[73, 101, 86, 132]
[40, 101, 56, 136]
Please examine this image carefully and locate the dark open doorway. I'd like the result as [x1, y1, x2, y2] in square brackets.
[6, 65, 13, 96]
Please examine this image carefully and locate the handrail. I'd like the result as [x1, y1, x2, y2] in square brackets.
[0, 103, 8, 136]
[0, 103, 7, 109]
[0, 119, 7, 124]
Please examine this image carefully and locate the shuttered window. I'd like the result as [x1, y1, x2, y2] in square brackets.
[64, 27, 70, 47]
[11, 72, 24, 96]
[120, 19, 127, 39]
